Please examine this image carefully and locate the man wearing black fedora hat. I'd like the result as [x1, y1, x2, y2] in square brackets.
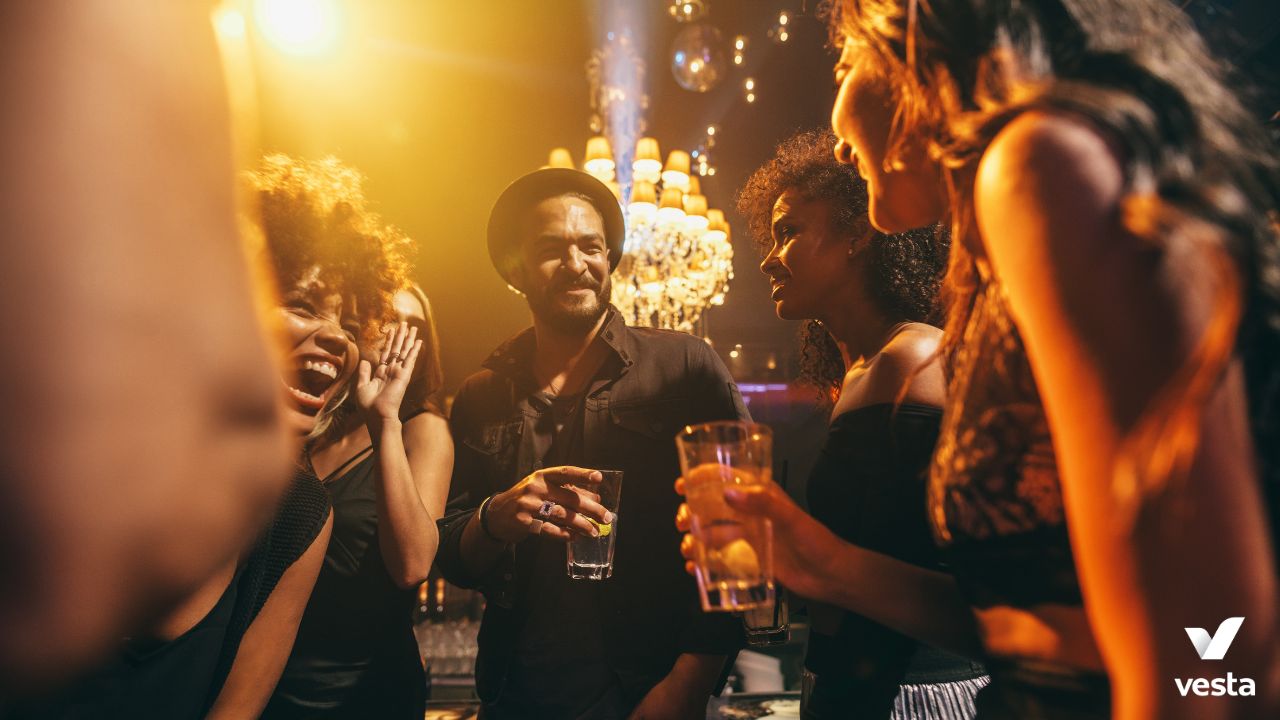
[436, 168, 749, 719]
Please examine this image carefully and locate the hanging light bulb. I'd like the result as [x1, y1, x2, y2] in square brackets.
[732, 35, 747, 65]
[633, 137, 663, 183]
[706, 209, 729, 242]
[547, 147, 574, 169]
[668, 0, 707, 23]
[583, 136, 615, 180]
[662, 150, 691, 191]
[628, 180, 658, 222]
[657, 186, 686, 224]
[683, 193, 709, 232]
[769, 10, 792, 44]
[671, 24, 727, 92]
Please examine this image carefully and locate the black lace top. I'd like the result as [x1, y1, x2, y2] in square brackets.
[928, 274, 1083, 609]
[928, 270, 1111, 717]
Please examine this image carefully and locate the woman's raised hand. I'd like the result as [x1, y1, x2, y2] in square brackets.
[357, 321, 422, 421]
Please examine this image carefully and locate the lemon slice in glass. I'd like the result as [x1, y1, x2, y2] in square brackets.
[718, 538, 760, 576]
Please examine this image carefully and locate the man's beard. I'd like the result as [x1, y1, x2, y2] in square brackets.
[525, 271, 611, 335]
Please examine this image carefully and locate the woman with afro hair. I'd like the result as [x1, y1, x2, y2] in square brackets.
[255, 156, 454, 720]
[736, 128, 987, 718]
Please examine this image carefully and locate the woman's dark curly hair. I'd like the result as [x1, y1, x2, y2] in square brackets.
[248, 154, 414, 345]
[247, 155, 415, 441]
[736, 128, 949, 401]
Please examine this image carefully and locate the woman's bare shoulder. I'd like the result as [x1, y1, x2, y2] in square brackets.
[834, 324, 945, 415]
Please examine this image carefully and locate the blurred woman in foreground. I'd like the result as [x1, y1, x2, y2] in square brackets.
[683, 0, 1280, 717]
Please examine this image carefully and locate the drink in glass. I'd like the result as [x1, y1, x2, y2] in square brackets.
[742, 589, 789, 646]
[676, 421, 774, 611]
[566, 470, 622, 580]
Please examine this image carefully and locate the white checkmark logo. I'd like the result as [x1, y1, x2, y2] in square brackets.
[1185, 617, 1245, 660]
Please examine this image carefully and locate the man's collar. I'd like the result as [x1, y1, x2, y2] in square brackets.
[481, 304, 633, 377]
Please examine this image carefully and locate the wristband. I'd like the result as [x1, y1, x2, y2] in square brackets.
[478, 495, 502, 542]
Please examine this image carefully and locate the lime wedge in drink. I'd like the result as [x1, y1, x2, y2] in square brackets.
[587, 517, 613, 537]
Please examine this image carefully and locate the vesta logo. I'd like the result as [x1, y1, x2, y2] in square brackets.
[1175, 617, 1256, 697]
[1185, 617, 1244, 660]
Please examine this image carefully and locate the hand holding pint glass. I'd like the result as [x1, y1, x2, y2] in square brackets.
[675, 421, 775, 611]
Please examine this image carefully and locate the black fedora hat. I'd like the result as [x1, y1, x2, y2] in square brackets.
[486, 168, 625, 286]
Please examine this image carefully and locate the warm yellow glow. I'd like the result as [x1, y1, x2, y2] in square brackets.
[255, 0, 341, 55]
[633, 138, 663, 182]
[583, 136, 615, 179]
[684, 194, 709, 231]
[213, 7, 247, 39]
[746, 92, 756, 103]
[734, 36, 746, 51]
[744, 78, 755, 91]
[729, 349, 740, 359]
[778, 11, 790, 25]
[706, 125, 716, 137]
[657, 186, 686, 223]
[683, 194, 707, 215]
[778, 30, 789, 43]
[631, 180, 658, 206]
[707, 209, 728, 233]
[662, 150, 691, 191]
[548, 147, 575, 169]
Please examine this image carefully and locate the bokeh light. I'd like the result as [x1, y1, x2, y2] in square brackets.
[254, 0, 342, 55]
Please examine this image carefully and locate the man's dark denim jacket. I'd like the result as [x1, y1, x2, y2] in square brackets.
[436, 306, 750, 705]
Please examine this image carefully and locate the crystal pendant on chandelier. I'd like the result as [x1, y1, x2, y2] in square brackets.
[609, 138, 733, 335]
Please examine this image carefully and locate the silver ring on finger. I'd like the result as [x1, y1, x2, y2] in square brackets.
[537, 500, 556, 519]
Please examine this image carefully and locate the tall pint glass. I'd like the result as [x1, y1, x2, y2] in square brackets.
[676, 421, 774, 612]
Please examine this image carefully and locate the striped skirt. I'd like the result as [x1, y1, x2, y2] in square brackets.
[891, 676, 990, 719]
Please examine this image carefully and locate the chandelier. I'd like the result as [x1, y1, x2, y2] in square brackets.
[541, 32, 733, 336]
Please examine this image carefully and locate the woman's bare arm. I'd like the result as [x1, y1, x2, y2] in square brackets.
[975, 110, 1279, 719]
[206, 513, 333, 720]
[373, 411, 454, 588]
